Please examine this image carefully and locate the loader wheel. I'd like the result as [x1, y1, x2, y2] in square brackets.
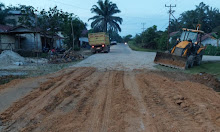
[185, 55, 194, 69]
[194, 52, 203, 66]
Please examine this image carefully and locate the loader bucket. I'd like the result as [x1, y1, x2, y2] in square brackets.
[154, 52, 188, 69]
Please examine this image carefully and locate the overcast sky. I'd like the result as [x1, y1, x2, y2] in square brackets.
[1, 0, 220, 36]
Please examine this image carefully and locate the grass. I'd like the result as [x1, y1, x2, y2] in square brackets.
[185, 62, 220, 79]
[0, 76, 26, 85]
[155, 61, 220, 80]
[128, 41, 159, 52]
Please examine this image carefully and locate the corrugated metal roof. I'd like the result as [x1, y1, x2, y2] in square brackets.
[8, 10, 22, 15]
[0, 24, 13, 32]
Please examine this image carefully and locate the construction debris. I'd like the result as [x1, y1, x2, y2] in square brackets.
[49, 49, 84, 63]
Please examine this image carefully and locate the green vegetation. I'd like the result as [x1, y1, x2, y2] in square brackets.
[131, 25, 170, 51]
[155, 62, 220, 79]
[205, 45, 220, 56]
[128, 41, 159, 52]
[88, 0, 123, 33]
[0, 75, 26, 85]
[169, 2, 220, 33]
[185, 62, 220, 79]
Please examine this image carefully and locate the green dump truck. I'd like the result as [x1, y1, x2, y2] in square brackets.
[88, 32, 110, 53]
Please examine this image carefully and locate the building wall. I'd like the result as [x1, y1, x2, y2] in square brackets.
[54, 39, 64, 48]
[202, 38, 218, 46]
[0, 34, 16, 50]
[20, 33, 42, 51]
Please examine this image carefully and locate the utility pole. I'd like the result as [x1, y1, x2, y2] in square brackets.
[71, 20, 74, 50]
[35, 10, 39, 65]
[141, 23, 146, 44]
[141, 23, 146, 32]
[165, 4, 176, 50]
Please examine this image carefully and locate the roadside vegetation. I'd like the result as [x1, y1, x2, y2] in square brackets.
[88, 0, 123, 42]
[155, 61, 220, 79]
[126, 2, 220, 55]
[186, 62, 220, 79]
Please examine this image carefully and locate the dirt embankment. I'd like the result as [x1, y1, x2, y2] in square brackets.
[0, 67, 220, 132]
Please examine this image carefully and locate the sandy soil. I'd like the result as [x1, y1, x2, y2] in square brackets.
[0, 67, 219, 132]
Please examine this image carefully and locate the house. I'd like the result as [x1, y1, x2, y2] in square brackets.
[79, 37, 89, 48]
[79, 29, 89, 49]
[169, 31, 180, 42]
[0, 24, 64, 52]
[201, 33, 218, 46]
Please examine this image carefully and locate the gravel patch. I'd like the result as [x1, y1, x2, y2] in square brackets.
[74, 44, 220, 71]
[73, 44, 157, 71]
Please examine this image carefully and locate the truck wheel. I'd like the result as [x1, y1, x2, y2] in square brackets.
[108, 46, 110, 52]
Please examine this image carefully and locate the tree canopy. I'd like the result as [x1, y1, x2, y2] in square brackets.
[170, 2, 220, 33]
[88, 0, 123, 33]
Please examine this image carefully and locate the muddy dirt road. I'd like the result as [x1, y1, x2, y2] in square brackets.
[0, 67, 219, 132]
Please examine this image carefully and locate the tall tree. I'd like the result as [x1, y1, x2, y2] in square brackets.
[88, 0, 123, 33]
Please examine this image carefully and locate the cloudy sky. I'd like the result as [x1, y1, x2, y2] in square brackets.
[1, 0, 220, 36]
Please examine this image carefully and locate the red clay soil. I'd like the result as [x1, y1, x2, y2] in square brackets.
[0, 67, 220, 132]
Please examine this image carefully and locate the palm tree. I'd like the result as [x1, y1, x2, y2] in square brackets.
[88, 0, 123, 33]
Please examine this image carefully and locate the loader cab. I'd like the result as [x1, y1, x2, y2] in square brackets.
[179, 28, 204, 45]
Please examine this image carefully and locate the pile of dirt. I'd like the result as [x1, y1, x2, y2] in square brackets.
[193, 72, 220, 92]
[0, 50, 25, 66]
[49, 51, 84, 63]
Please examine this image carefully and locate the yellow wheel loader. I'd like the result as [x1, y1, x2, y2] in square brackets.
[154, 26, 205, 69]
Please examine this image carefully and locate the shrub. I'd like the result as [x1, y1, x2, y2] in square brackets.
[205, 45, 220, 56]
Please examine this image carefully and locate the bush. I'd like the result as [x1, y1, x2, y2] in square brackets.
[205, 45, 220, 56]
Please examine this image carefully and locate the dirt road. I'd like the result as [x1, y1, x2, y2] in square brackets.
[0, 67, 219, 132]
[0, 44, 220, 132]
[74, 44, 157, 71]
[74, 44, 220, 71]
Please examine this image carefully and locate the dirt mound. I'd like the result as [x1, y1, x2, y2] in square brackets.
[0, 50, 25, 66]
[193, 72, 220, 92]
[0, 68, 220, 132]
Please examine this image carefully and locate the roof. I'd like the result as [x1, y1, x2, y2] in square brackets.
[0, 24, 13, 32]
[8, 10, 22, 15]
[182, 28, 204, 34]
[201, 32, 217, 41]
[169, 31, 179, 37]
[0, 25, 41, 34]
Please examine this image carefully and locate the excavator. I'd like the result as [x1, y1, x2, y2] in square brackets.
[154, 25, 205, 69]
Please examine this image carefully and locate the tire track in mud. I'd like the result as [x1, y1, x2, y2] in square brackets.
[0, 67, 96, 132]
[33, 70, 106, 132]
[107, 71, 139, 132]
[123, 72, 157, 132]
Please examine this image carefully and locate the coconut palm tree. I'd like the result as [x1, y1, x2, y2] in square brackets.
[88, 0, 123, 33]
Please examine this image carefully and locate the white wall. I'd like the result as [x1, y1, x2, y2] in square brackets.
[202, 38, 218, 46]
